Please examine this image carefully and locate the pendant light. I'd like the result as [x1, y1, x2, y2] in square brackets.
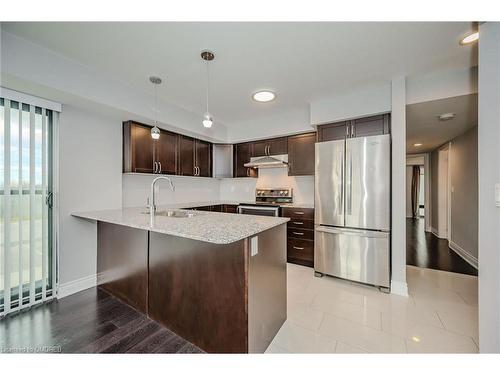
[149, 76, 162, 139]
[201, 50, 215, 128]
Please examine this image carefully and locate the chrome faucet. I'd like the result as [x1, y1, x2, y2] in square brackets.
[150, 176, 175, 225]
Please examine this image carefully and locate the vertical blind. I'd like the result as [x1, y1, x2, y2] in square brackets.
[0, 97, 55, 316]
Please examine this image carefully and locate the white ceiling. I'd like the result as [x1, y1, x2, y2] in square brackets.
[406, 93, 478, 154]
[2, 22, 477, 128]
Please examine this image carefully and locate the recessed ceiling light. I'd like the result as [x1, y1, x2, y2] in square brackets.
[252, 91, 276, 102]
[460, 31, 479, 45]
[414, 143, 423, 147]
[438, 113, 455, 121]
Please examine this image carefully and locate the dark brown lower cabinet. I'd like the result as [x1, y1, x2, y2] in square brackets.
[282, 207, 315, 268]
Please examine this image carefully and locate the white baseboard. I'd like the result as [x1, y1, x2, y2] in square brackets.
[431, 227, 447, 239]
[449, 240, 478, 269]
[390, 279, 409, 297]
[57, 274, 97, 299]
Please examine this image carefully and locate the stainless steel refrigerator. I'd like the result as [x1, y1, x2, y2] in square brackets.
[314, 134, 391, 290]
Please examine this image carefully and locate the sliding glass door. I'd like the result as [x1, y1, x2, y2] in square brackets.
[0, 97, 54, 315]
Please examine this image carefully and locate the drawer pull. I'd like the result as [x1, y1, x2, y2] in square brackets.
[294, 211, 304, 215]
[293, 221, 304, 225]
[292, 232, 304, 236]
[293, 246, 305, 250]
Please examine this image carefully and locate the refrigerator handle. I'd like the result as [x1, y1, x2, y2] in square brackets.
[345, 147, 352, 215]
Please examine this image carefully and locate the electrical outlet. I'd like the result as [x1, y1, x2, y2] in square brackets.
[496, 183, 500, 207]
[251, 236, 259, 256]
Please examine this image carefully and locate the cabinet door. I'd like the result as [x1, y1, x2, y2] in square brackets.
[123, 121, 154, 173]
[233, 143, 258, 178]
[195, 139, 212, 177]
[267, 137, 288, 155]
[351, 114, 390, 138]
[288, 132, 316, 176]
[178, 135, 195, 176]
[317, 121, 349, 142]
[155, 129, 178, 175]
[251, 140, 268, 157]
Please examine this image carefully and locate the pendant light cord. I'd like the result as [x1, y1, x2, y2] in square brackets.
[154, 82, 158, 125]
[206, 60, 210, 114]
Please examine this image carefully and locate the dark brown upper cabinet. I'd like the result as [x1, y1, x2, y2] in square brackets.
[287, 132, 316, 176]
[251, 137, 288, 157]
[233, 143, 258, 178]
[350, 114, 390, 138]
[154, 129, 178, 175]
[123, 121, 155, 173]
[317, 114, 391, 142]
[195, 139, 212, 177]
[317, 121, 349, 142]
[178, 135, 196, 176]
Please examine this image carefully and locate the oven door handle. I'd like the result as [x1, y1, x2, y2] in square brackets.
[237, 205, 280, 216]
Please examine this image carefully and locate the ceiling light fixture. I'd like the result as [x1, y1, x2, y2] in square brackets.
[253, 90, 276, 102]
[201, 50, 215, 128]
[460, 31, 479, 45]
[149, 76, 162, 140]
[438, 113, 455, 121]
[414, 143, 423, 147]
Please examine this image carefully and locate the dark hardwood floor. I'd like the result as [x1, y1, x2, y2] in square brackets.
[406, 218, 478, 276]
[0, 287, 204, 353]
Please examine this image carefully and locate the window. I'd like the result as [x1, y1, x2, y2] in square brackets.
[0, 96, 55, 315]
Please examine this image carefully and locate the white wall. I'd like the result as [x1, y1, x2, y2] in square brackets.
[122, 174, 221, 208]
[406, 66, 478, 105]
[310, 82, 392, 125]
[58, 104, 122, 295]
[390, 77, 408, 296]
[219, 168, 315, 205]
[478, 22, 500, 353]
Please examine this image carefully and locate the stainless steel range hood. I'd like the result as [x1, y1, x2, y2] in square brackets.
[244, 154, 288, 169]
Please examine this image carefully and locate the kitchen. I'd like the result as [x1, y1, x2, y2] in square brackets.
[0, 16, 497, 364]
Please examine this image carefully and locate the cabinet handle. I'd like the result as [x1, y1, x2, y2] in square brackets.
[246, 168, 250, 177]
[293, 246, 305, 250]
[292, 232, 304, 236]
[194, 166, 198, 176]
[293, 221, 304, 225]
[159, 162, 162, 174]
[294, 211, 304, 215]
[153, 161, 158, 173]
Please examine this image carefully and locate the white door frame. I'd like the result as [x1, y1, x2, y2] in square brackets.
[406, 153, 431, 231]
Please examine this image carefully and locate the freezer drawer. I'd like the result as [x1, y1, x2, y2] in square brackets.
[314, 226, 390, 288]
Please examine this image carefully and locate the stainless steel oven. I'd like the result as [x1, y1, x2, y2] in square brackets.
[237, 205, 280, 217]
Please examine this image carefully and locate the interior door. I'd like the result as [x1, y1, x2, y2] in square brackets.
[345, 134, 390, 230]
[178, 135, 195, 176]
[195, 140, 211, 177]
[314, 140, 345, 226]
[155, 130, 178, 175]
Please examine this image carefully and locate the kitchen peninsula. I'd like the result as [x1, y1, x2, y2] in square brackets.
[73, 206, 289, 353]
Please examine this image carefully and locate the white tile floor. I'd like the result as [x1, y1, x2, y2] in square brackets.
[265, 264, 479, 353]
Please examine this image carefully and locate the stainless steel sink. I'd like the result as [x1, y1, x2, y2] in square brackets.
[142, 209, 195, 218]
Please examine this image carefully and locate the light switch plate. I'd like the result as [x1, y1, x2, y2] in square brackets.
[251, 236, 259, 256]
[496, 183, 500, 207]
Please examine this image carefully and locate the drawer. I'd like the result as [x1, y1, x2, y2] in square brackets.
[287, 227, 314, 241]
[282, 207, 314, 220]
[287, 238, 314, 263]
[223, 204, 238, 213]
[287, 219, 314, 230]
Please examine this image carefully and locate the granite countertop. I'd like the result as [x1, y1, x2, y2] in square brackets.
[72, 206, 289, 245]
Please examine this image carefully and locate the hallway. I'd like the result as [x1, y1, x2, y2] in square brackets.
[406, 218, 478, 276]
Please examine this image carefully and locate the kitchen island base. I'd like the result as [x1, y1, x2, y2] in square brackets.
[96, 221, 287, 353]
